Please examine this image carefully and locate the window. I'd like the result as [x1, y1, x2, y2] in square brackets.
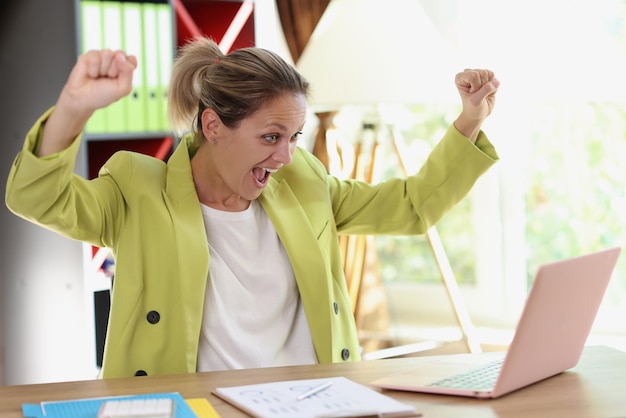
[372, 0, 626, 340]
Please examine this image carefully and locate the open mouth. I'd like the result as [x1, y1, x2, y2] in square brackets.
[252, 167, 278, 186]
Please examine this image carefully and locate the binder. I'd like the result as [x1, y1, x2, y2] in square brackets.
[121, 1, 146, 132]
[156, 3, 174, 132]
[100, 1, 127, 132]
[142, 2, 160, 131]
[80, 0, 106, 133]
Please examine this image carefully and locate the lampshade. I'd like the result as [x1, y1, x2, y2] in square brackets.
[296, 0, 459, 111]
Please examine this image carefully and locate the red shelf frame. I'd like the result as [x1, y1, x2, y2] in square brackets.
[173, 0, 255, 52]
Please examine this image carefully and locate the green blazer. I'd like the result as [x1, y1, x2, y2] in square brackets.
[6, 108, 498, 378]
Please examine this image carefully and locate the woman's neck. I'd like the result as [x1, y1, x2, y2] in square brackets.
[190, 145, 250, 212]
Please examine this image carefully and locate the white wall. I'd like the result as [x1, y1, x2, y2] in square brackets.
[254, 0, 319, 151]
[0, 0, 96, 385]
[253, 0, 292, 63]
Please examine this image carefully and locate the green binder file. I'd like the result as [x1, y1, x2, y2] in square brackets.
[80, 0, 106, 133]
[100, 1, 127, 132]
[156, 3, 174, 132]
[142, 2, 160, 132]
[122, 1, 146, 132]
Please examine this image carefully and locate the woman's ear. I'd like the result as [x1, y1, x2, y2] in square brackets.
[200, 108, 220, 140]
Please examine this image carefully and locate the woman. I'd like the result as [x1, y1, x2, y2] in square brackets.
[5, 37, 500, 378]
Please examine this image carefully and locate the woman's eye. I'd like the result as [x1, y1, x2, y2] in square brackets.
[263, 134, 279, 143]
[292, 131, 303, 141]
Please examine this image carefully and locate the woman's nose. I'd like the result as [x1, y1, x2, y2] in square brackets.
[272, 141, 295, 165]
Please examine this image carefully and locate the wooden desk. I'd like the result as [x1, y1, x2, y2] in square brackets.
[1, 345, 624, 418]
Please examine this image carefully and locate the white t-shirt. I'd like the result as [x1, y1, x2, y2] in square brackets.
[196, 200, 318, 371]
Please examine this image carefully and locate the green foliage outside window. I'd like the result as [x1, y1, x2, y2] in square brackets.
[376, 102, 626, 301]
[375, 104, 476, 285]
[525, 103, 626, 296]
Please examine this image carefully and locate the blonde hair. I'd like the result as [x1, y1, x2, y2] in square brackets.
[168, 37, 309, 143]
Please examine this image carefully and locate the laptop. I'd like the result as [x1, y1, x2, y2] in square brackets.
[371, 247, 621, 399]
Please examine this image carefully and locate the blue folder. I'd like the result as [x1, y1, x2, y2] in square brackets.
[22, 391, 197, 418]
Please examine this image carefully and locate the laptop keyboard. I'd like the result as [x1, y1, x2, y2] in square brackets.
[427, 359, 504, 391]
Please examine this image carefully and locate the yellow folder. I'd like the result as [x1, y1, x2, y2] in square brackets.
[80, 0, 106, 133]
[185, 398, 221, 418]
[121, 1, 146, 132]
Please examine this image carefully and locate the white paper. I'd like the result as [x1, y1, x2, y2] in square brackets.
[214, 376, 417, 418]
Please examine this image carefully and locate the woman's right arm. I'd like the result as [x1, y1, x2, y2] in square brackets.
[5, 50, 137, 245]
[38, 49, 136, 156]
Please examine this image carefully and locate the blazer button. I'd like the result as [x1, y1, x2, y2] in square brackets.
[147, 310, 160, 324]
[134, 370, 147, 376]
[333, 302, 339, 315]
[341, 348, 350, 361]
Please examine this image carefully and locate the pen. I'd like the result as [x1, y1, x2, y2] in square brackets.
[317, 412, 421, 418]
[296, 381, 333, 401]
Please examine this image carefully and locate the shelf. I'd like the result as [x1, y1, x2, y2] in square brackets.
[86, 136, 174, 179]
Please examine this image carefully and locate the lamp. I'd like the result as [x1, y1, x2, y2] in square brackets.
[295, 0, 482, 356]
[296, 0, 460, 179]
[296, 0, 458, 110]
